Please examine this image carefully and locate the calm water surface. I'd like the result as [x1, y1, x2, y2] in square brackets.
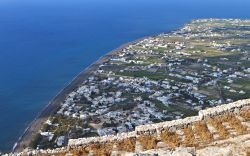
[0, 0, 249, 152]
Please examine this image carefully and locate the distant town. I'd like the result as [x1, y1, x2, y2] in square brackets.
[31, 19, 250, 149]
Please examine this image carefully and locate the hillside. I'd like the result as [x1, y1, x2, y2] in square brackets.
[5, 99, 250, 155]
[7, 19, 250, 155]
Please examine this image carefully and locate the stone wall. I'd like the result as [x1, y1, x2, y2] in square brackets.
[199, 99, 250, 119]
[68, 132, 136, 147]
[7, 99, 250, 156]
[69, 99, 250, 147]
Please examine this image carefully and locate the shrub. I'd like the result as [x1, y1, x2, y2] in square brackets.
[194, 121, 213, 143]
[208, 117, 230, 139]
[183, 127, 197, 147]
[115, 138, 136, 152]
[160, 131, 181, 149]
[87, 143, 113, 156]
[221, 113, 247, 135]
[137, 135, 158, 150]
[240, 110, 250, 121]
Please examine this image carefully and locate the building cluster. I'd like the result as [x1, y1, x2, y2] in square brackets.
[35, 19, 250, 149]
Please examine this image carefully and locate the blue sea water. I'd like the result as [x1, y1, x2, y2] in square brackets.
[0, 0, 249, 152]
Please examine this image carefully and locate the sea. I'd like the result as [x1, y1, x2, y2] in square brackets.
[0, 0, 249, 152]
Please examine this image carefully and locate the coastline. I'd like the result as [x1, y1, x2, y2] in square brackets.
[11, 18, 250, 153]
[10, 19, 226, 152]
[12, 36, 153, 152]
[7, 18, 250, 155]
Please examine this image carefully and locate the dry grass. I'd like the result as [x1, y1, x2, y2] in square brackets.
[85, 143, 113, 156]
[208, 117, 230, 139]
[160, 131, 181, 149]
[221, 113, 247, 135]
[115, 138, 136, 152]
[240, 110, 250, 122]
[246, 147, 250, 156]
[69, 148, 89, 156]
[137, 135, 158, 150]
[183, 127, 197, 147]
[194, 121, 213, 143]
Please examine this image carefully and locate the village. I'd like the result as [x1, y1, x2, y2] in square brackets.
[31, 19, 250, 149]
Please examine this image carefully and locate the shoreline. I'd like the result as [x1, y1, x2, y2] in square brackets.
[8, 18, 250, 154]
[12, 35, 155, 152]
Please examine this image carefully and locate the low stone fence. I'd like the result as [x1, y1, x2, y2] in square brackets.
[68, 132, 136, 147]
[135, 116, 201, 135]
[69, 99, 250, 147]
[199, 99, 250, 119]
[8, 99, 250, 155]
[8, 147, 67, 156]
